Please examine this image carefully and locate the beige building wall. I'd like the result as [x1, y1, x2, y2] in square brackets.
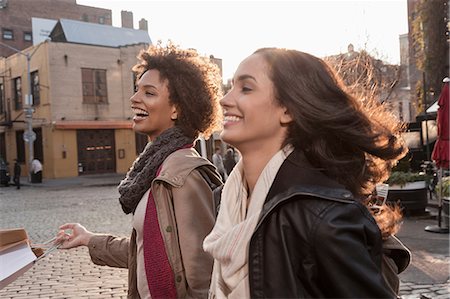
[48, 42, 139, 122]
[0, 41, 147, 179]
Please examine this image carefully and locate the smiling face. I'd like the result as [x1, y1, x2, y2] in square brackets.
[130, 69, 178, 140]
[220, 53, 292, 154]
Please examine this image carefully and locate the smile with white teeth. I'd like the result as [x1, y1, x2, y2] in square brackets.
[132, 107, 149, 120]
[224, 115, 241, 122]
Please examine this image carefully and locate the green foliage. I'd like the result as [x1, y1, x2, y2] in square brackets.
[387, 171, 431, 187]
[436, 177, 450, 198]
[410, 0, 449, 100]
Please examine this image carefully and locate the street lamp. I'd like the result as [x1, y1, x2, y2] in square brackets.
[0, 41, 40, 182]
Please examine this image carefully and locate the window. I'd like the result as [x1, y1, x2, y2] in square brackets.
[31, 71, 40, 106]
[23, 31, 32, 42]
[99, 16, 105, 24]
[81, 68, 108, 104]
[135, 133, 148, 154]
[13, 77, 22, 110]
[82, 14, 89, 22]
[2, 28, 13, 40]
[16, 130, 25, 163]
[33, 128, 44, 163]
[0, 133, 6, 162]
[0, 83, 4, 114]
[132, 72, 137, 93]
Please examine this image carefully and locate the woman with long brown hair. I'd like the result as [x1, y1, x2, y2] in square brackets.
[204, 47, 410, 298]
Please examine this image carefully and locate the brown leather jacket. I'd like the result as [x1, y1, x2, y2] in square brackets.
[87, 148, 222, 298]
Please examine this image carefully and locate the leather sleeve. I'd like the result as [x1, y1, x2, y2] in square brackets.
[87, 235, 129, 268]
[172, 169, 215, 299]
[313, 202, 396, 298]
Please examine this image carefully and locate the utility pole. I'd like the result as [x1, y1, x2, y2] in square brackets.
[0, 41, 39, 182]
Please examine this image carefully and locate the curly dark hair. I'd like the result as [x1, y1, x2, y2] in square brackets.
[254, 48, 408, 198]
[132, 42, 222, 139]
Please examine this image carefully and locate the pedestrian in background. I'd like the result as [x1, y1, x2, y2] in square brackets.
[223, 147, 237, 176]
[212, 146, 227, 181]
[31, 158, 43, 183]
[204, 48, 410, 298]
[56, 42, 223, 299]
[13, 159, 21, 190]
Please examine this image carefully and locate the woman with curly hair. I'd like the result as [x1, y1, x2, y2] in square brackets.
[56, 43, 223, 299]
[203, 48, 410, 298]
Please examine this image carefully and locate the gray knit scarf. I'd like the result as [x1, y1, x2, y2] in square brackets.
[118, 126, 194, 214]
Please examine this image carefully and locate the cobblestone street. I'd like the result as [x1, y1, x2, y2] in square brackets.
[1, 185, 131, 298]
[0, 183, 449, 298]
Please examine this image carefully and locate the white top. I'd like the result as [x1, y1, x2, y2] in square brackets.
[132, 189, 151, 299]
[31, 159, 42, 174]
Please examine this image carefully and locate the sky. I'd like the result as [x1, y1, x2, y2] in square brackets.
[77, 0, 408, 82]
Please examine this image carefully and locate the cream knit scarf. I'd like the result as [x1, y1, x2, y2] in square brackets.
[203, 145, 293, 299]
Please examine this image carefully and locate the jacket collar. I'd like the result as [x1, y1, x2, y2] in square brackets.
[265, 149, 355, 205]
[156, 148, 215, 187]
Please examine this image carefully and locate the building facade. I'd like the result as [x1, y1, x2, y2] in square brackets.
[0, 0, 113, 57]
[0, 40, 152, 178]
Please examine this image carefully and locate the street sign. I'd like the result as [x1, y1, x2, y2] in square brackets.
[23, 130, 36, 142]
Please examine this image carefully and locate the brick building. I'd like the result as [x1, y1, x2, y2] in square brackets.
[0, 0, 113, 57]
[0, 16, 153, 179]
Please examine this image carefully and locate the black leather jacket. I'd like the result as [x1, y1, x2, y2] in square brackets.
[248, 150, 410, 298]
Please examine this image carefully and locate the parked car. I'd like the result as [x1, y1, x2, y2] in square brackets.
[0, 158, 10, 187]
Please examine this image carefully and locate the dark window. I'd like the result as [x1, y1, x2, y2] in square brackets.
[15, 130, 25, 163]
[33, 128, 43, 163]
[13, 77, 22, 110]
[0, 133, 6, 161]
[82, 14, 89, 22]
[2, 28, 13, 40]
[132, 72, 137, 93]
[31, 71, 40, 106]
[23, 31, 32, 42]
[0, 83, 4, 114]
[135, 133, 148, 155]
[81, 68, 108, 104]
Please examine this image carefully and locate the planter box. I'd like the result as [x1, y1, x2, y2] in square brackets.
[389, 181, 427, 190]
[387, 181, 428, 216]
[443, 197, 449, 228]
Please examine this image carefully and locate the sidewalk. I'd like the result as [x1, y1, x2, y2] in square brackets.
[2, 173, 449, 298]
[18, 173, 125, 189]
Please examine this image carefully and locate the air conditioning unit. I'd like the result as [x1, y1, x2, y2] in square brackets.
[0, 0, 8, 9]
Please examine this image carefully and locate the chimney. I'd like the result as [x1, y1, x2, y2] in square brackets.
[121, 10, 133, 29]
[139, 18, 148, 31]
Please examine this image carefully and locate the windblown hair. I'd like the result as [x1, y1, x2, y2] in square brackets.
[133, 41, 223, 139]
[254, 48, 407, 198]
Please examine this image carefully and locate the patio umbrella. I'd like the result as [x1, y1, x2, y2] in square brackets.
[426, 78, 449, 233]
[431, 80, 449, 169]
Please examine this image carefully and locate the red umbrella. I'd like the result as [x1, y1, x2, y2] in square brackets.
[432, 81, 449, 169]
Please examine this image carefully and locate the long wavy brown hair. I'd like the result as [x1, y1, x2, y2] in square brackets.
[254, 48, 407, 237]
[133, 41, 223, 139]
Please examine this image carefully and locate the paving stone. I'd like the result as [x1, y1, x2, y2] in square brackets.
[1, 184, 446, 298]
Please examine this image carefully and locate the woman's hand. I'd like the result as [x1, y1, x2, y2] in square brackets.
[55, 223, 94, 249]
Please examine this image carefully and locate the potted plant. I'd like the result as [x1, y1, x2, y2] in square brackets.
[435, 176, 450, 227]
[385, 156, 430, 216]
[386, 171, 430, 190]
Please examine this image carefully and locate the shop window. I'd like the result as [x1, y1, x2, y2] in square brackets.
[135, 133, 148, 155]
[15, 130, 25, 163]
[33, 128, 43, 163]
[81, 68, 108, 104]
